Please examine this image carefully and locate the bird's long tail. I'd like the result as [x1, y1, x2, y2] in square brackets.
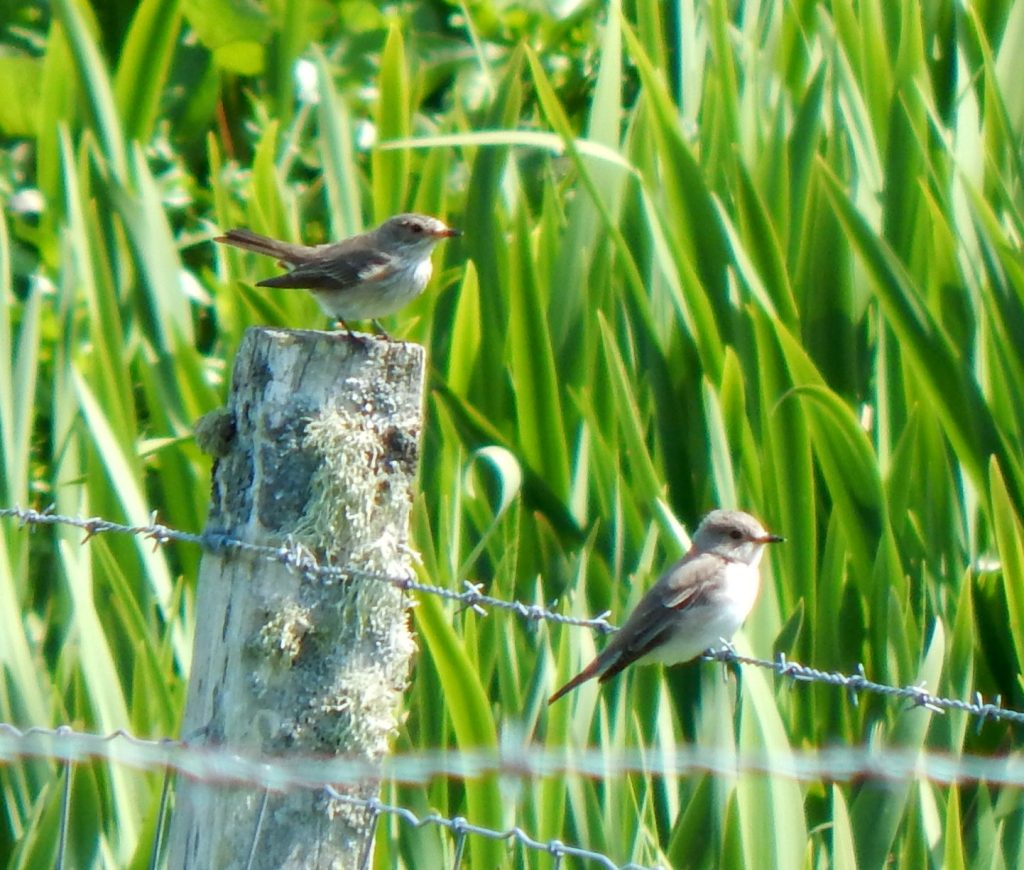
[548, 657, 604, 704]
[214, 228, 309, 263]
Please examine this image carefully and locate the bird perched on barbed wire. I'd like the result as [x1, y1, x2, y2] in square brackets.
[215, 213, 460, 339]
[549, 509, 783, 704]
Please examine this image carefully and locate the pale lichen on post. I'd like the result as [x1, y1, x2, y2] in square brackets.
[168, 328, 424, 870]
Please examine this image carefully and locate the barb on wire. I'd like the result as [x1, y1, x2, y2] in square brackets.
[701, 645, 1024, 726]
[322, 789, 658, 870]
[0, 505, 614, 634]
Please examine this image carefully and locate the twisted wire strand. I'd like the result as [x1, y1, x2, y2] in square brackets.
[0, 505, 614, 633]
[3, 723, 1024, 789]
[2, 504, 1019, 727]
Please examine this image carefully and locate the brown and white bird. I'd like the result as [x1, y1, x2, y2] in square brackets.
[215, 213, 459, 337]
[549, 509, 783, 704]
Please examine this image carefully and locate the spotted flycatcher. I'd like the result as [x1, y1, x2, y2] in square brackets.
[215, 213, 459, 337]
[549, 509, 783, 704]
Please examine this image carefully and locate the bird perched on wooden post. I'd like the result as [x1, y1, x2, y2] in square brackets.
[215, 213, 459, 338]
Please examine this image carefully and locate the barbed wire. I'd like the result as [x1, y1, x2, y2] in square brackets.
[13, 720, 1024, 870]
[5, 505, 1024, 729]
[324, 788, 657, 870]
[1, 725, 660, 870]
[4, 504, 1023, 731]
[701, 647, 1024, 726]
[4, 722, 1024, 791]
[0, 505, 614, 633]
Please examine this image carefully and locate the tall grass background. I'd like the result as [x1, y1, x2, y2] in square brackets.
[2, 0, 1024, 866]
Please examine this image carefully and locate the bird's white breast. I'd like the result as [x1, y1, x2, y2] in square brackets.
[641, 560, 762, 666]
[320, 255, 434, 318]
[719, 559, 761, 623]
[412, 256, 434, 289]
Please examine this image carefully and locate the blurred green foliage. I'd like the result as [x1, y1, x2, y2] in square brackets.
[3, 0, 1024, 866]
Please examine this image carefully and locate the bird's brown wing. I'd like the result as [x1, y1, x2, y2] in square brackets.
[548, 552, 724, 704]
[256, 248, 395, 291]
[596, 553, 720, 684]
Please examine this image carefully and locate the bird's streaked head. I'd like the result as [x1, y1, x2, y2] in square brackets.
[376, 213, 460, 255]
[692, 509, 783, 565]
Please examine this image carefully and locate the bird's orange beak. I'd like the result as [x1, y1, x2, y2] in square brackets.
[436, 227, 461, 238]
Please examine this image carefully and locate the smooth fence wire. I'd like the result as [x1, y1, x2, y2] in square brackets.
[5, 724, 1024, 789]
[2, 504, 1021, 729]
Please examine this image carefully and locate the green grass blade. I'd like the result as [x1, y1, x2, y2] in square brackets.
[113, 0, 183, 143]
[412, 593, 503, 869]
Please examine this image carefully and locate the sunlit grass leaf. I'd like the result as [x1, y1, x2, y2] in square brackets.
[57, 537, 145, 860]
[113, 0, 182, 143]
[849, 620, 946, 868]
[72, 375, 179, 636]
[821, 162, 1024, 510]
[51, 0, 127, 179]
[180, 0, 269, 74]
[989, 459, 1024, 678]
[0, 55, 44, 137]
[831, 784, 857, 870]
[621, 21, 732, 325]
[735, 643, 807, 870]
[314, 47, 362, 239]
[506, 207, 570, 499]
[943, 785, 967, 870]
[372, 25, 410, 222]
[0, 216, 41, 510]
[595, 316, 664, 508]
[732, 163, 798, 324]
[411, 593, 504, 869]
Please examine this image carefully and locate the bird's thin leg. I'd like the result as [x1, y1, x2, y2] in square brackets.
[334, 318, 370, 347]
[370, 319, 392, 340]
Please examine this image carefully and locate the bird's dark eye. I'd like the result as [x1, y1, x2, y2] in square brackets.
[410, 223, 423, 233]
[729, 529, 743, 540]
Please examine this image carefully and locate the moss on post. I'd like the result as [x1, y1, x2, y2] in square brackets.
[167, 328, 423, 869]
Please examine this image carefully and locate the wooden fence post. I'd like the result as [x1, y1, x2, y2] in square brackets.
[166, 327, 423, 869]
